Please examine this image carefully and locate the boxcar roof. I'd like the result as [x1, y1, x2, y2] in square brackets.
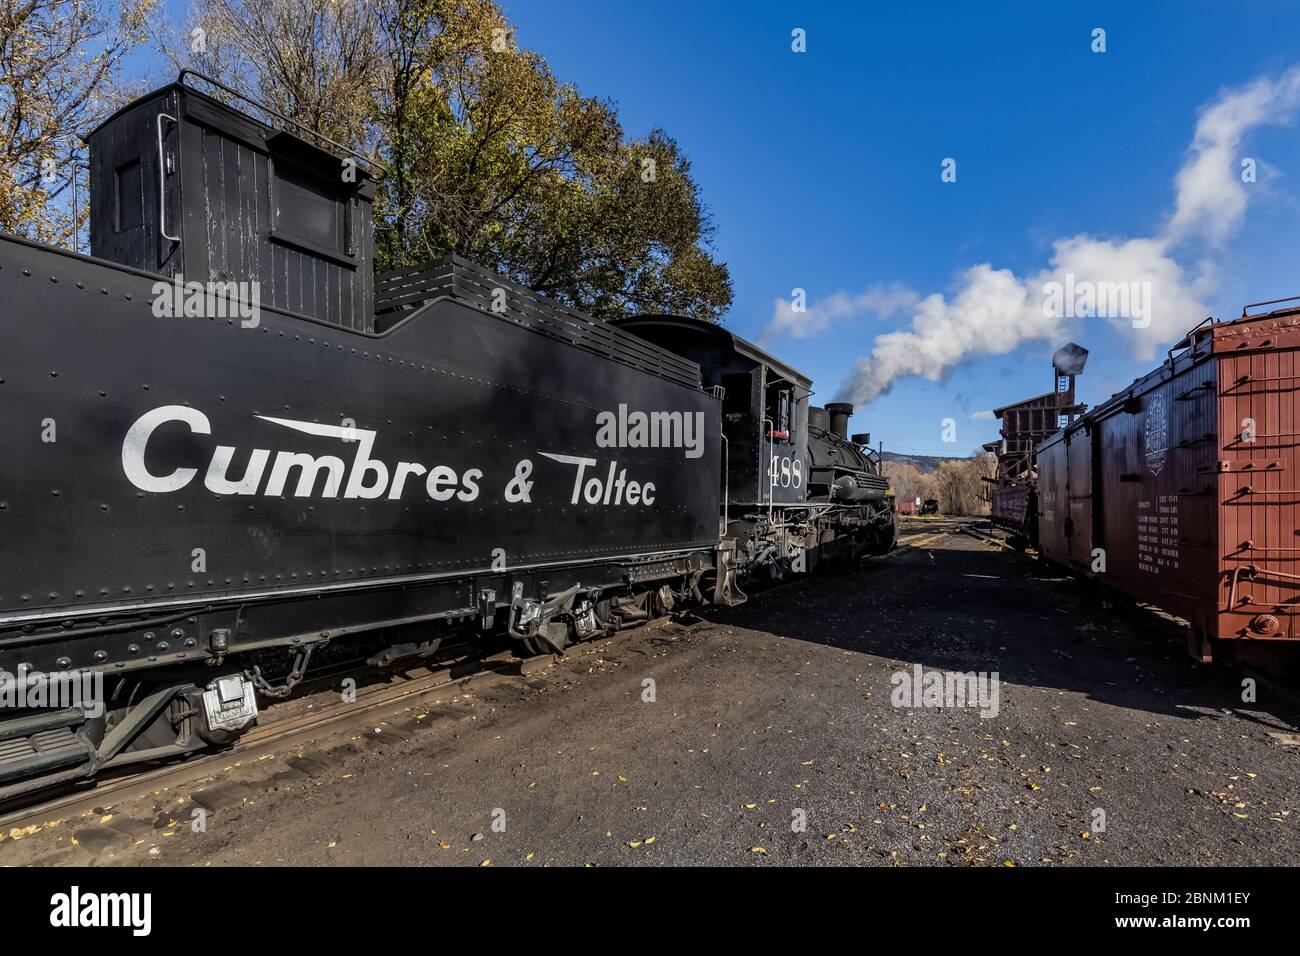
[1038, 304, 1300, 453]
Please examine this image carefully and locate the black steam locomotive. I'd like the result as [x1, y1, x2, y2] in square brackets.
[0, 74, 893, 800]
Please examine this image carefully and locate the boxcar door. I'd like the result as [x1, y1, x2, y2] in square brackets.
[1067, 426, 1094, 569]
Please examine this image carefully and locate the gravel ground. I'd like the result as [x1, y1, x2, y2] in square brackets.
[6, 519, 1300, 867]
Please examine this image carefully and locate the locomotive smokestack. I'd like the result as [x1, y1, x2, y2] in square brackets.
[825, 402, 853, 440]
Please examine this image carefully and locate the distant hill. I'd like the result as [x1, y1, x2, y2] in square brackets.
[881, 451, 956, 474]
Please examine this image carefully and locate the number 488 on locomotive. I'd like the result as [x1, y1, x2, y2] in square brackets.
[0, 74, 895, 800]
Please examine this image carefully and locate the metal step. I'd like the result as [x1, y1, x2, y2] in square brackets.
[0, 711, 96, 784]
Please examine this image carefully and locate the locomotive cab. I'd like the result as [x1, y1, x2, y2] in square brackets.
[611, 315, 810, 507]
[615, 315, 895, 586]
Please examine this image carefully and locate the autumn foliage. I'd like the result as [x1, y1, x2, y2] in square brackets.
[0, 0, 156, 245]
[1, 0, 731, 322]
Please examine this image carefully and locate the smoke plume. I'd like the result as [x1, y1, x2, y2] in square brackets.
[817, 67, 1300, 406]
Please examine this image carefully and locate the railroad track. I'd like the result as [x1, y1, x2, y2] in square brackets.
[898, 516, 1017, 552]
[896, 517, 976, 550]
[0, 644, 542, 834]
[959, 523, 1018, 551]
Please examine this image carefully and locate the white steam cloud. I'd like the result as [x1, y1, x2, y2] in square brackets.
[1166, 69, 1300, 245]
[808, 66, 1300, 407]
[759, 283, 917, 346]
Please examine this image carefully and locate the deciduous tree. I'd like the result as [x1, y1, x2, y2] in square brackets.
[932, 453, 997, 515]
[0, 0, 156, 243]
[172, 0, 732, 321]
[175, 0, 380, 146]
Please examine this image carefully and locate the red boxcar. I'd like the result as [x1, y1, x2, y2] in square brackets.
[990, 483, 1032, 531]
[1036, 305, 1300, 666]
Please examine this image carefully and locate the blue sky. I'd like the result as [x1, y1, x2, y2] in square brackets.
[134, 2, 1300, 457]
[499, 0, 1300, 455]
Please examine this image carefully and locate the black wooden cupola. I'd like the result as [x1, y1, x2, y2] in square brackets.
[86, 71, 379, 331]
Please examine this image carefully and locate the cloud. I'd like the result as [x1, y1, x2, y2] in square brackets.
[837, 265, 1048, 405]
[760, 283, 918, 345]
[968, 410, 996, 421]
[833, 67, 1300, 407]
[1165, 67, 1300, 247]
[1042, 234, 1214, 357]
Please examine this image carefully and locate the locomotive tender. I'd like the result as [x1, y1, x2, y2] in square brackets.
[0, 75, 894, 800]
